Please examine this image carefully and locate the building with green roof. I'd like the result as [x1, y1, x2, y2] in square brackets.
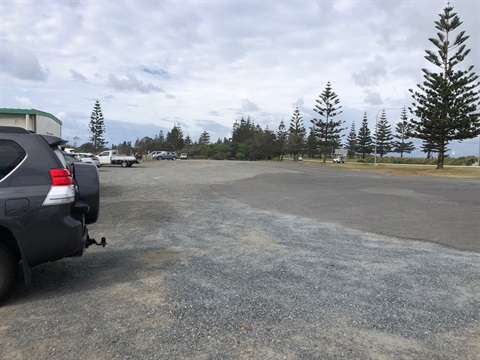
[0, 108, 62, 137]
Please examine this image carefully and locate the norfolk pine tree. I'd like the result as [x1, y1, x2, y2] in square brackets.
[393, 108, 415, 158]
[311, 82, 346, 163]
[89, 100, 107, 152]
[409, 5, 480, 169]
[374, 110, 394, 158]
[306, 127, 318, 158]
[289, 106, 306, 161]
[276, 120, 288, 161]
[346, 121, 357, 159]
[356, 112, 374, 159]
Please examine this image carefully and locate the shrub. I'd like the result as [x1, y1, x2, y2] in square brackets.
[193, 154, 208, 160]
[444, 156, 477, 166]
[235, 152, 246, 160]
[350, 156, 478, 166]
[212, 152, 227, 160]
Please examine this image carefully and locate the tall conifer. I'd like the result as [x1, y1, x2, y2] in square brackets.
[346, 122, 357, 159]
[356, 112, 373, 159]
[311, 82, 346, 163]
[289, 106, 306, 161]
[88, 100, 107, 152]
[393, 108, 416, 158]
[409, 5, 480, 169]
[374, 110, 394, 158]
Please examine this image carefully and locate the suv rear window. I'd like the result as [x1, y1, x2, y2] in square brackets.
[0, 140, 26, 181]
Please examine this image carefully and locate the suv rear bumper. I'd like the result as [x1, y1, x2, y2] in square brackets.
[17, 204, 87, 267]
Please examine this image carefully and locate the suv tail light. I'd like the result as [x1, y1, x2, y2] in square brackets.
[50, 168, 73, 186]
[42, 168, 75, 206]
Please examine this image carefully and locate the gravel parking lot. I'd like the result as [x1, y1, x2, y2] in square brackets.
[1, 160, 479, 359]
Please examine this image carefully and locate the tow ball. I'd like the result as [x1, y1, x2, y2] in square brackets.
[85, 236, 107, 248]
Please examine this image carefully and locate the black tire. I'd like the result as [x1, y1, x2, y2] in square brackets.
[121, 161, 127, 167]
[73, 162, 100, 224]
[172, 157, 177, 161]
[0, 243, 16, 303]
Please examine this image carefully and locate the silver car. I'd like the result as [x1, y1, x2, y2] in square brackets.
[154, 151, 177, 160]
[76, 153, 101, 167]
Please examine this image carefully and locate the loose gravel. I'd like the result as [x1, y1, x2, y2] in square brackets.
[1, 160, 478, 359]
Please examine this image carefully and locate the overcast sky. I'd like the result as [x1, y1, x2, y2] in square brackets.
[1, 0, 479, 156]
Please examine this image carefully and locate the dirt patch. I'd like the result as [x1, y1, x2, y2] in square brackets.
[239, 229, 285, 252]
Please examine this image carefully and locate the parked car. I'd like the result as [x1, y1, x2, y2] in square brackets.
[154, 151, 177, 160]
[0, 126, 105, 303]
[63, 152, 82, 163]
[333, 156, 345, 163]
[149, 151, 162, 157]
[180, 153, 188, 160]
[76, 153, 101, 168]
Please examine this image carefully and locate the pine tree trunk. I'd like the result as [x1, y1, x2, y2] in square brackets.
[437, 142, 445, 169]
[323, 116, 329, 163]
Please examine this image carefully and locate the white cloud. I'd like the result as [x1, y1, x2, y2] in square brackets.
[363, 91, 384, 106]
[353, 55, 388, 87]
[14, 97, 35, 107]
[0, 47, 48, 81]
[241, 99, 260, 112]
[105, 74, 164, 93]
[70, 70, 87, 82]
[0, 0, 478, 156]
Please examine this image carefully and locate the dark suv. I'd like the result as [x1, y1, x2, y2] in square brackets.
[0, 126, 104, 302]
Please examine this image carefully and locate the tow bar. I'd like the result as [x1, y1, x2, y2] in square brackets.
[85, 236, 107, 248]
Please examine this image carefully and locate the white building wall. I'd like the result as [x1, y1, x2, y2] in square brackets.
[36, 115, 61, 136]
[0, 114, 27, 128]
[0, 113, 61, 136]
[26, 114, 35, 132]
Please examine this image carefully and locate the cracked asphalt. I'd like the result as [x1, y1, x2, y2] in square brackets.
[1, 160, 479, 359]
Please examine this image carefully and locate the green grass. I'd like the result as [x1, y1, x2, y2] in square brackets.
[297, 159, 480, 179]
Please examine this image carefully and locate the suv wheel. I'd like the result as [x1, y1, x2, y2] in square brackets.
[0, 243, 17, 302]
[172, 157, 177, 161]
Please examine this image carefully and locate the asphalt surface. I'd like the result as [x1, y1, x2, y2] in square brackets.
[1, 160, 479, 359]
[214, 162, 480, 253]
